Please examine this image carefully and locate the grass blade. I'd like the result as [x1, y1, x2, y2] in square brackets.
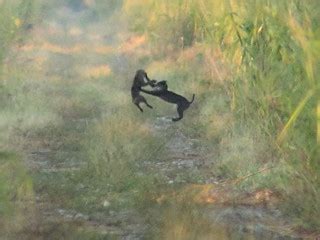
[277, 89, 314, 145]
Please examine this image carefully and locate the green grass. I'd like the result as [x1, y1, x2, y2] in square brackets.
[124, 0, 320, 230]
[0, 152, 35, 237]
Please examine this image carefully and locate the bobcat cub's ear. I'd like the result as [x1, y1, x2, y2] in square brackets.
[149, 79, 157, 87]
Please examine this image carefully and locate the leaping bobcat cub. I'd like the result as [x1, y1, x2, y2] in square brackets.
[140, 80, 195, 121]
[131, 69, 156, 112]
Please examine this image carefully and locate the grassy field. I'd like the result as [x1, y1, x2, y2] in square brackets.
[0, 0, 319, 239]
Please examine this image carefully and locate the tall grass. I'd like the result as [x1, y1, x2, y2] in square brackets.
[124, 0, 320, 230]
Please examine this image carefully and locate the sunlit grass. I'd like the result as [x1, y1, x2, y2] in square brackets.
[93, 45, 113, 54]
[119, 35, 146, 53]
[19, 41, 114, 56]
[83, 64, 112, 78]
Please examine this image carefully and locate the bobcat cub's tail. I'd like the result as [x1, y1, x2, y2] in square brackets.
[189, 94, 195, 104]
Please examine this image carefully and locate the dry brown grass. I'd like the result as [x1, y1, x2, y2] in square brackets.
[83, 64, 112, 78]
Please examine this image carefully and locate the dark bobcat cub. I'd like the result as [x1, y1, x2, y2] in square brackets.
[140, 80, 195, 121]
[131, 69, 156, 112]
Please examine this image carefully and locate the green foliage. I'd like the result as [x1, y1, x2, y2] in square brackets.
[0, 0, 37, 68]
[0, 152, 34, 234]
[0, 2, 18, 67]
[0, 152, 30, 215]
